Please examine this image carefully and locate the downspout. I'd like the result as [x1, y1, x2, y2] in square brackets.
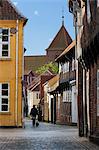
[16, 20, 19, 126]
[22, 26, 25, 127]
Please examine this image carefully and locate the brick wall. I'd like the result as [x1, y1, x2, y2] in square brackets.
[78, 62, 84, 136]
[89, 62, 97, 135]
[96, 56, 99, 133]
[57, 94, 72, 125]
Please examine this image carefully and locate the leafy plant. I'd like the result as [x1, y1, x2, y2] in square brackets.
[36, 62, 58, 74]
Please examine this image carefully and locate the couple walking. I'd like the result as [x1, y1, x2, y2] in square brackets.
[30, 105, 39, 127]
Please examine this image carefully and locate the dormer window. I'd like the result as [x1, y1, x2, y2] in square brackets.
[0, 28, 10, 57]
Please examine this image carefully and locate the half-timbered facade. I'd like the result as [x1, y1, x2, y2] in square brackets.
[69, 0, 99, 143]
[55, 41, 77, 125]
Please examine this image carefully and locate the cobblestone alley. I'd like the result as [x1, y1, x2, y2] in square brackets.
[0, 119, 99, 150]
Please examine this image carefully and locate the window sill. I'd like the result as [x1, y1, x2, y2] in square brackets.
[0, 112, 11, 115]
[0, 57, 11, 61]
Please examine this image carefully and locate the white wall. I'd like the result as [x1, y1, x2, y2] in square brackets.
[72, 85, 77, 123]
[27, 90, 40, 114]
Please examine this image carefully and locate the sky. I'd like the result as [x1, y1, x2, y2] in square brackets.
[11, 0, 75, 56]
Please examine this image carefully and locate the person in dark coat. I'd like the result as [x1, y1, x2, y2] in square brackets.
[30, 105, 38, 126]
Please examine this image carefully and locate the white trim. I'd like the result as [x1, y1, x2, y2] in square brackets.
[70, 80, 76, 86]
[15, 20, 18, 126]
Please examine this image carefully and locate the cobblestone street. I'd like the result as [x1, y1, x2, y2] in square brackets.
[0, 119, 99, 150]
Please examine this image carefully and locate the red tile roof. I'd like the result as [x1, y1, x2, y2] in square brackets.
[0, 0, 27, 25]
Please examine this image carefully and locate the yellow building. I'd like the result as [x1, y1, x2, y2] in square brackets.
[0, 0, 27, 127]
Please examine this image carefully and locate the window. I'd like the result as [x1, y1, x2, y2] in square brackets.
[0, 28, 10, 57]
[0, 83, 9, 112]
[36, 93, 39, 99]
[63, 62, 69, 73]
[97, 70, 99, 116]
[63, 90, 72, 102]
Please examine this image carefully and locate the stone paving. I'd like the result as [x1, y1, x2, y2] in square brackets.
[0, 119, 99, 150]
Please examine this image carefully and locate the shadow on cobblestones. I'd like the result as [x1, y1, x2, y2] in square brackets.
[0, 119, 99, 150]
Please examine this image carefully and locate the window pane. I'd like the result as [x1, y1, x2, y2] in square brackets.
[2, 98, 8, 104]
[2, 51, 8, 56]
[2, 44, 8, 50]
[2, 29, 8, 35]
[36, 93, 38, 99]
[2, 105, 8, 111]
[2, 90, 8, 96]
[2, 84, 8, 89]
[2, 36, 8, 42]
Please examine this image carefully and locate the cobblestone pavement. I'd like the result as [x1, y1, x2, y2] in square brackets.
[0, 119, 99, 150]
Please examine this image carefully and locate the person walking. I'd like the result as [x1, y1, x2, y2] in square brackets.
[30, 105, 38, 127]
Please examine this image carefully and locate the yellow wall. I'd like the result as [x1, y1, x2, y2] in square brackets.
[0, 20, 24, 127]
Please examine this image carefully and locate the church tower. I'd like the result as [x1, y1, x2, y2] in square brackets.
[46, 13, 72, 62]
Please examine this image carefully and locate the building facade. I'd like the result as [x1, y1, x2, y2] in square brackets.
[43, 75, 59, 123]
[0, 0, 27, 127]
[69, 0, 99, 143]
[56, 41, 77, 125]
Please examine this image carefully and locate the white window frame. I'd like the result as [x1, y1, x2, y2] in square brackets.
[0, 83, 10, 112]
[0, 28, 10, 58]
[97, 69, 99, 116]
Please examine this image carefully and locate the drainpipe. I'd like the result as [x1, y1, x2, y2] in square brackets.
[22, 26, 25, 127]
[16, 20, 19, 126]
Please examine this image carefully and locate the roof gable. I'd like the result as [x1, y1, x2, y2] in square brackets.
[46, 25, 72, 51]
[0, 0, 27, 24]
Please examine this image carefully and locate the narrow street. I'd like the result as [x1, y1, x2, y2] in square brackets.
[0, 119, 99, 150]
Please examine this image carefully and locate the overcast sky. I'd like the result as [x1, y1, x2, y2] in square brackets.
[12, 0, 75, 56]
